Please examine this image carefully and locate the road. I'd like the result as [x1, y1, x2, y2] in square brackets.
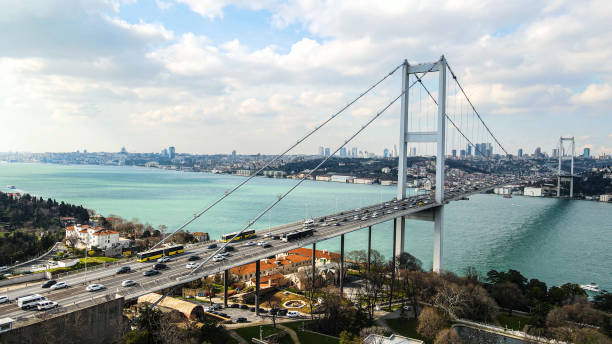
[0, 175, 525, 324]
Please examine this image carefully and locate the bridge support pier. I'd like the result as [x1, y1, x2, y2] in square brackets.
[339, 234, 344, 296]
[311, 243, 316, 299]
[394, 216, 405, 258]
[367, 226, 371, 272]
[432, 206, 444, 273]
[389, 218, 397, 309]
[255, 260, 260, 316]
[223, 269, 229, 307]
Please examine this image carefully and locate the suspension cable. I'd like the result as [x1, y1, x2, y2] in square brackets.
[148, 63, 404, 250]
[446, 62, 509, 156]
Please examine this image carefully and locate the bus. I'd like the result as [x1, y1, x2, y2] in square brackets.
[282, 228, 314, 242]
[303, 219, 314, 227]
[220, 229, 255, 242]
[17, 294, 46, 310]
[136, 245, 184, 262]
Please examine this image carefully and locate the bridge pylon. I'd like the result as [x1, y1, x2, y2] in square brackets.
[396, 56, 447, 273]
[557, 137, 575, 198]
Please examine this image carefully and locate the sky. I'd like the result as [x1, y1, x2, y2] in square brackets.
[0, 0, 611, 156]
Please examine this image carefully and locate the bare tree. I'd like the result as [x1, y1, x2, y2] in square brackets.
[432, 282, 466, 319]
[434, 328, 463, 344]
[417, 307, 446, 341]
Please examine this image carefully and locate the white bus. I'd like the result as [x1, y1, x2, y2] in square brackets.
[17, 294, 46, 310]
[303, 219, 314, 227]
[0, 317, 13, 333]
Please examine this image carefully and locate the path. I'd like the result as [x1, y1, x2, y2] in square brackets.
[228, 330, 249, 344]
[277, 324, 301, 344]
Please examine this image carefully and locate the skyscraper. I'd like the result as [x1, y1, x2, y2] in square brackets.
[552, 148, 559, 158]
[351, 147, 358, 157]
[518, 148, 523, 158]
[535, 147, 542, 157]
[324, 147, 330, 157]
[460, 149, 466, 157]
[383, 148, 389, 158]
[339, 147, 347, 157]
[467, 145, 472, 156]
[583, 147, 591, 158]
[232, 150, 236, 159]
[452, 149, 457, 157]
[169, 146, 176, 159]
[318, 146, 324, 156]
[410, 147, 416, 157]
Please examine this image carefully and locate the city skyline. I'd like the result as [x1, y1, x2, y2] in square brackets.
[0, 1, 611, 156]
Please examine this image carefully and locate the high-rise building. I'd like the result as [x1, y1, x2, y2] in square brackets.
[324, 147, 331, 157]
[410, 147, 416, 157]
[467, 145, 472, 156]
[535, 147, 542, 157]
[460, 149, 466, 157]
[351, 147, 358, 157]
[518, 148, 523, 158]
[383, 148, 389, 158]
[552, 148, 559, 158]
[318, 146, 324, 156]
[339, 147, 347, 157]
[169, 146, 176, 159]
[161, 148, 168, 157]
[451, 149, 457, 157]
[583, 147, 591, 158]
[232, 150, 236, 159]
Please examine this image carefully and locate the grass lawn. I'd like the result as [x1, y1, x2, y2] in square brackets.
[234, 324, 285, 341]
[385, 318, 427, 343]
[282, 321, 339, 344]
[496, 314, 528, 331]
[80, 256, 119, 263]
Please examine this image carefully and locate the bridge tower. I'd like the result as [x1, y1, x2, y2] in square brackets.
[396, 56, 446, 273]
[557, 137, 575, 198]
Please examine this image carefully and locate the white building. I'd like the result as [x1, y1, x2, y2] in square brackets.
[330, 175, 355, 183]
[364, 334, 423, 344]
[65, 224, 120, 250]
[353, 177, 376, 184]
[523, 187, 542, 197]
[600, 194, 612, 202]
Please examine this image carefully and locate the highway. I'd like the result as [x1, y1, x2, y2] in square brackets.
[0, 175, 525, 324]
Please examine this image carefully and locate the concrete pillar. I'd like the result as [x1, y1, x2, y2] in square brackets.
[389, 218, 397, 309]
[311, 243, 316, 298]
[255, 260, 260, 315]
[433, 206, 444, 273]
[367, 226, 372, 272]
[394, 216, 405, 257]
[397, 61, 410, 200]
[340, 234, 344, 296]
[223, 269, 229, 307]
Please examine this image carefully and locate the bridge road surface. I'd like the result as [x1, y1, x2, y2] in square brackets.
[0, 176, 525, 323]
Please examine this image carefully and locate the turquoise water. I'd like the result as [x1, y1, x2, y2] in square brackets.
[1, 163, 610, 290]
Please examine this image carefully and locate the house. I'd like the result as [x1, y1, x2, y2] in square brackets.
[231, 254, 312, 281]
[65, 224, 120, 250]
[353, 177, 376, 184]
[246, 273, 289, 288]
[315, 175, 332, 182]
[284, 247, 340, 266]
[192, 232, 210, 242]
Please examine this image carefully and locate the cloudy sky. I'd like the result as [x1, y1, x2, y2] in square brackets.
[0, 0, 610, 156]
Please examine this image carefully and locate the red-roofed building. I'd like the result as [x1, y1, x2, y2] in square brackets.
[192, 232, 209, 242]
[285, 247, 340, 265]
[231, 254, 312, 281]
[246, 273, 289, 288]
[65, 224, 120, 250]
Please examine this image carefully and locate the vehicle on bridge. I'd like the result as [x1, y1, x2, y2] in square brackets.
[136, 245, 184, 262]
[50, 281, 69, 290]
[37, 300, 58, 311]
[121, 280, 136, 287]
[17, 294, 46, 310]
[85, 284, 105, 292]
[220, 229, 255, 242]
[281, 228, 313, 242]
[0, 296, 8, 304]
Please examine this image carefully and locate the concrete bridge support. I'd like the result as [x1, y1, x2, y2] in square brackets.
[223, 269, 229, 307]
[340, 234, 344, 296]
[311, 243, 316, 299]
[367, 226, 371, 272]
[255, 260, 260, 316]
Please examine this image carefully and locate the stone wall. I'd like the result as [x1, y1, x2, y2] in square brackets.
[0, 297, 125, 344]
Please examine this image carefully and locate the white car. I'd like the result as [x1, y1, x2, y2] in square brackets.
[257, 241, 267, 246]
[321, 222, 329, 226]
[186, 262, 198, 269]
[287, 311, 300, 318]
[213, 255, 224, 262]
[121, 280, 136, 287]
[244, 241, 255, 246]
[0, 295, 8, 304]
[85, 284, 105, 292]
[37, 300, 58, 311]
[157, 256, 171, 263]
[50, 281, 68, 290]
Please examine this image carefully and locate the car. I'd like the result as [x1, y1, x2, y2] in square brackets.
[278, 309, 288, 316]
[343, 218, 348, 222]
[240, 304, 249, 310]
[121, 280, 136, 287]
[37, 300, 58, 311]
[153, 263, 167, 270]
[213, 255, 224, 262]
[402, 305, 413, 312]
[50, 281, 68, 290]
[187, 256, 200, 261]
[318, 218, 325, 222]
[334, 222, 340, 226]
[207, 244, 218, 250]
[186, 262, 198, 269]
[272, 235, 280, 240]
[236, 317, 247, 323]
[257, 241, 266, 246]
[220, 252, 230, 257]
[203, 306, 213, 312]
[223, 245, 235, 252]
[263, 233, 271, 238]
[287, 311, 300, 318]
[116, 266, 131, 274]
[0, 295, 8, 304]
[41, 280, 57, 288]
[244, 241, 255, 246]
[143, 269, 159, 276]
[219, 312, 229, 318]
[249, 307, 255, 312]
[157, 256, 171, 263]
[230, 303, 239, 308]
[85, 284, 105, 292]
[262, 243, 272, 248]
[321, 222, 328, 226]
[353, 215, 359, 220]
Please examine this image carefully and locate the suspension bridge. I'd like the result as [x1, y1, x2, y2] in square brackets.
[0, 56, 574, 327]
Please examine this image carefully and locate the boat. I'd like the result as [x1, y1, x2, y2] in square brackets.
[503, 194, 512, 198]
[6, 185, 16, 189]
[580, 283, 601, 293]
